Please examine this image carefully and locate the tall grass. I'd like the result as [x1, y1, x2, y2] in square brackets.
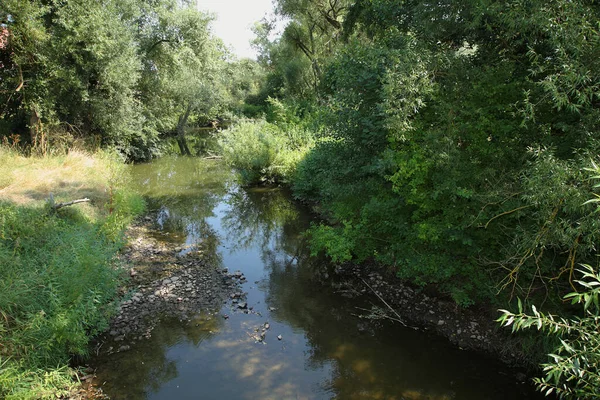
[0, 147, 144, 399]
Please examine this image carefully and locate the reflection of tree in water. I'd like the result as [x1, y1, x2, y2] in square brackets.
[132, 157, 231, 233]
[221, 186, 307, 254]
[131, 157, 232, 199]
[263, 251, 537, 400]
[132, 157, 233, 266]
[96, 314, 223, 400]
[262, 255, 454, 399]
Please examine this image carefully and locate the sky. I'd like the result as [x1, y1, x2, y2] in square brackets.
[197, 0, 279, 60]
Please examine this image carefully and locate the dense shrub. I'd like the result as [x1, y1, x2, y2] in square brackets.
[218, 119, 314, 185]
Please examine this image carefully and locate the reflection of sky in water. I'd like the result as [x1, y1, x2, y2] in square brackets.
[94, 157, 543, 400]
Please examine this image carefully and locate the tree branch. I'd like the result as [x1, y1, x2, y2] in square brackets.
[49, 197, 91, 210]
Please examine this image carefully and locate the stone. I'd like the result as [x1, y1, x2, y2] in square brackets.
[238, 302, 248, 309]
[277, 335, 282, 341]
[437, 320, 445, 326]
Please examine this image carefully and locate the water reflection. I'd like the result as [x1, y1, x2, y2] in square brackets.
[96, 314, 223, 399]
[94, 157, 541, 400]
[222, 186, 303, 253]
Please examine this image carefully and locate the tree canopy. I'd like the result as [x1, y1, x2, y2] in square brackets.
[0, 0, 262, 160]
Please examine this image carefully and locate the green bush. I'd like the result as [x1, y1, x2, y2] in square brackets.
[218, 119, 314, 185]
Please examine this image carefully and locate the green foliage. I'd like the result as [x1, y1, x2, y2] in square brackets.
[218, 119, 314, 185]
[0, 359, 78, 400]
[249, 0, 600, 307]
[308, 223, 354, 263]
[0, 0, 243, 160]
[0, 152, 145, 399]
[499, 265, 600, 398]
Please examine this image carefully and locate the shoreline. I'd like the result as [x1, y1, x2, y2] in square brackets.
[324, 261, 536, 370]
[77, 212, 538, 398]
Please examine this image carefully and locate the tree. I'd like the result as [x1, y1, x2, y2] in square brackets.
[1, 0, 230, 159]
[137, 4, 227, 156]
[1, 0, 148, 158]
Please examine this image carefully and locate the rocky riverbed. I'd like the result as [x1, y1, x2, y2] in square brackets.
[73, 217, 251, 399]
[98, 218, 252, 355]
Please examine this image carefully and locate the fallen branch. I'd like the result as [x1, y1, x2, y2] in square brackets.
[360, 277, 406, 326]
[50, 197, 91, 210]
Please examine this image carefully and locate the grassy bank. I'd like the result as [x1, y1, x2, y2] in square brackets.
[0, 148, 144, 399]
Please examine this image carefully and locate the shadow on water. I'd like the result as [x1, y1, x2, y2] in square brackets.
[93, 156, 544, 400]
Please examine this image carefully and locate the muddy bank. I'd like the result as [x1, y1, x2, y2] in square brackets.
[324, 262, 535, 371]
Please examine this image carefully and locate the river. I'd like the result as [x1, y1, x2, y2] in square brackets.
[92, 156, 542, 400]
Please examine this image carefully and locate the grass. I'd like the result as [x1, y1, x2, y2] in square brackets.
[0, 147, 145, 399]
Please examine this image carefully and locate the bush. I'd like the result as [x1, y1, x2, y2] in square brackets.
[218, 119, 314, 185]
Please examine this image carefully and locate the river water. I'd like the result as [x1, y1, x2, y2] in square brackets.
[93, 157, 541, 400]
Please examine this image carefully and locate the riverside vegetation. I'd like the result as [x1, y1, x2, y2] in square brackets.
[0, 148, 144, 399]
[221, 0, 600, 397]
[2, 0, 600, 398]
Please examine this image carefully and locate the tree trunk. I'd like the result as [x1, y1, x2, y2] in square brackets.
[176, 105, 193, 156]
[29, 106, 46, 155]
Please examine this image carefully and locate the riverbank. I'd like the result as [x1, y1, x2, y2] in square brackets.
[86, 216, 538, 398]
[323, 262, 536, 369]
[0, 148, 144, 400]
[80, 156, 542, 399]
[92, 216, 246, 357]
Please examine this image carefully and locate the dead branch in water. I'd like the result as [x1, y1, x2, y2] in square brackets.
[360, 277, 406, 326]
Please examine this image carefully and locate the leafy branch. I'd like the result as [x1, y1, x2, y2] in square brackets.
[498, 265, 600, 398]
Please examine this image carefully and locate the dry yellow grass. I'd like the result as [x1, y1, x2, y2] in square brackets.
[0, 148, 123, 212]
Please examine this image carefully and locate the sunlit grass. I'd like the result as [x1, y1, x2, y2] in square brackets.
[0, 147, 121, 212]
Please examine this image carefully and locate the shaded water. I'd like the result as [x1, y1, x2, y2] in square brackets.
[94, 157, 541, 400]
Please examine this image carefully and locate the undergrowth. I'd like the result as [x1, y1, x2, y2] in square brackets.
[0, 147, 144, 399]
